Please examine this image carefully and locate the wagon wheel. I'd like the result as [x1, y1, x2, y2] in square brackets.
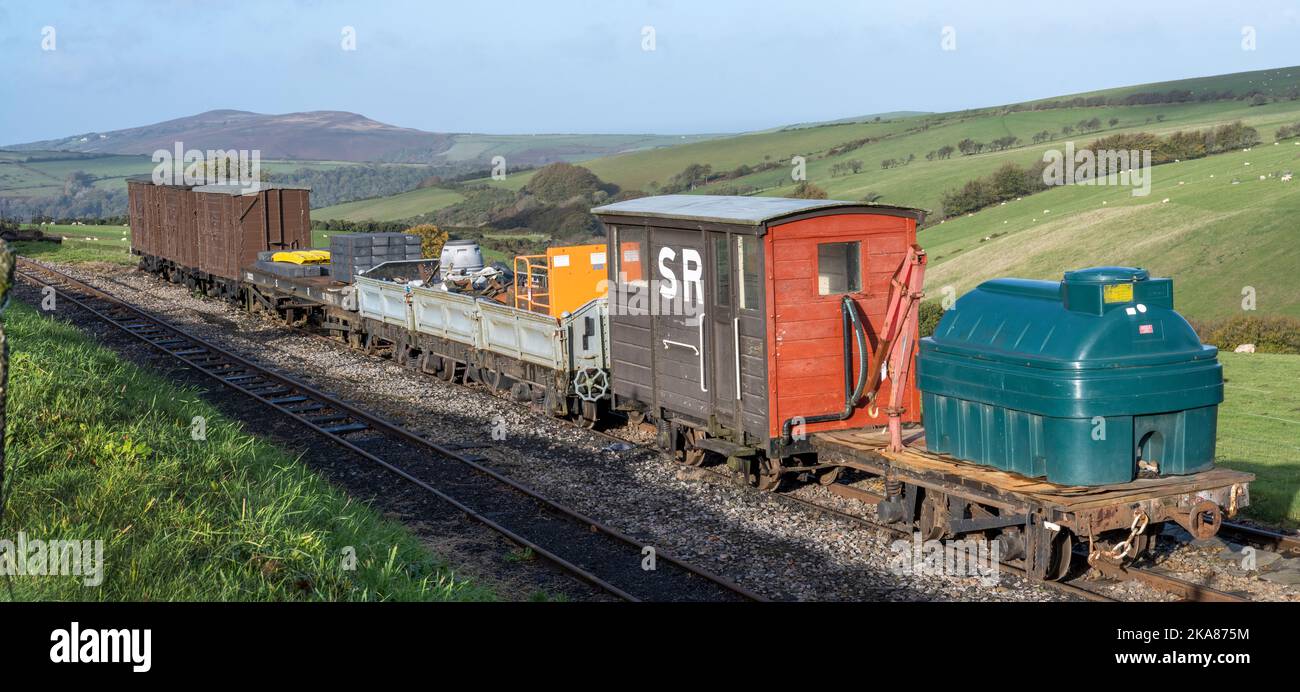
[1049, 530, 1075, 581]
[576, 399, 599, 429]
[751, 454, 783, 492]
[462, 364, 481, 386]
[675, 428, 708, 467]
[439, 356, 458, 382]
[918, 492, 948, 541]
[1129, 531, 1154, 558]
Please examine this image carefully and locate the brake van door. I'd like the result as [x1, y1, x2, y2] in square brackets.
[651, 227, 711, 422]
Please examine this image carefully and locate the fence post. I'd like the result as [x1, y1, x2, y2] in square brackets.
[0, 243, 13, 521]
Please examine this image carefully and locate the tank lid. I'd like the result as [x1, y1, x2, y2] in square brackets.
[1062, 266, 1149, 284]
[444, 239, 479, 247]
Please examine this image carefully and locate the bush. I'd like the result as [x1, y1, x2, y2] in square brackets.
[918, 301, 946, 338]
[524, 162, 613, 203]
[1191, 315, 1300, 354]
[790, 182, 828, 199]
[404, 223, 448, 259]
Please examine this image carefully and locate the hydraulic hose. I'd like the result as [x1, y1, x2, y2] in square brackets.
[781, 294, 869, 442]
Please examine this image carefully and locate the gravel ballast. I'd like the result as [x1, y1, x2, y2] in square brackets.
[26, 260, 1299, 602]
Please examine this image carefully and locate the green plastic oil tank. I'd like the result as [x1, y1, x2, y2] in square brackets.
[917, 267, 1222, 486]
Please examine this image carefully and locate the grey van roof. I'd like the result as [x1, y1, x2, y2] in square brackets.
[192, 183, 310, 195]
[590, 194, 925, 226]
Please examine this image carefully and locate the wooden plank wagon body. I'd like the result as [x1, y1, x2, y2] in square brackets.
[591, 195, 926, 483]
[127, 179, 312, 298]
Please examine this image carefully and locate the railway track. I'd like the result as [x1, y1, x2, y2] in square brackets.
[15, 258, 765, 603]
[801, 478, 1251, 602]
[26, 257, 1282, 603]
[1220, 521, 1300, 557]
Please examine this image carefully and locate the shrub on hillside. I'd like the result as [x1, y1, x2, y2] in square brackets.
[404, 223, 448, 259]
[524, 162, 614, 204]
[1275, 121, 1300, 141]
[790, 182, 828, 199]
[940, 161, 1049, 217]
[1191, 315, 1300, 355]
[918, 301, 946, 338]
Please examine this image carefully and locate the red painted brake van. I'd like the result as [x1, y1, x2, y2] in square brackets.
[592, 195, 925, 488]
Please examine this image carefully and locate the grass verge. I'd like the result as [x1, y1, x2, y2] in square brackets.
[1216, 352, 1300, 529]
[1, 300, 494, 601]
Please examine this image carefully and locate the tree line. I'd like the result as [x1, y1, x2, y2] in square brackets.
[938, 121, 1261, 218]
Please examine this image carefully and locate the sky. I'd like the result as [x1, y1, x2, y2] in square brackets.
[1, 0, 1298, 143]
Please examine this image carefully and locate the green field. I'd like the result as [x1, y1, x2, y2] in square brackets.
[467, 67, 1300, 216]
[0, 153, 371, 198]
[436, 132, 718, 163]
[1216, 353, 1300, 528]
[312, 186, 465, 222]
[923, 138, 1300, 320]
[13, 223, 136, 265]
[3, 300, 493, 601]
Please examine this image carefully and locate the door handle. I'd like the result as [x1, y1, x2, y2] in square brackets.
[698, 312, 708, 393]
[661, 312, 708, 393]
[733, 317, 741, 395]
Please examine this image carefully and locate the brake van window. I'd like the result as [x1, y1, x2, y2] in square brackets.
[737, 235, 760, 310]
[817, 241, 861, 295]
[713, 234, 730, 307]
[616, 227, 646, 287]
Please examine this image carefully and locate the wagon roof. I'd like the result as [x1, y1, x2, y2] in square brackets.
[590, 194, 925, 226]
[192, 182, 311, 195]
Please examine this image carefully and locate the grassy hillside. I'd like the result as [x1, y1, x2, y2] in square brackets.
[434, 65, 1300, 322]
[437, 132, 717, 163]
[1216, 353, 1300, 527]
[0, 151, 365, 198]
[312, 186, 465, 222]
[923, 137, 1300, 320]
[471, 65, 1300, 215]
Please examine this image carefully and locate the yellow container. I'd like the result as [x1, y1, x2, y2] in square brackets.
[272, 250, 331, 265]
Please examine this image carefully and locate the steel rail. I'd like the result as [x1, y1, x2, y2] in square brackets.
[48, 258, 1272, 603]
[1219, 520, 1300, 557]
[16, 258, 765, 603]
[801, 476, 1249, 602]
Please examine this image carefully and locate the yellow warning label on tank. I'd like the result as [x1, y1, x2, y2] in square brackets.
[1103, 283, 1134, 303]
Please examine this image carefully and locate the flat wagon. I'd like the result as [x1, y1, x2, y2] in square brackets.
[352, 266, 610, 421]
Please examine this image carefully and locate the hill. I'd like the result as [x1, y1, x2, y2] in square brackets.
[7, 110, 456, 163]
[5, 109, 719, 166]
[922, 138, 1300, 321]
[476, 66, 1300, 214]
[313, 186, 466, 223]
[436, 64, 1298, 323]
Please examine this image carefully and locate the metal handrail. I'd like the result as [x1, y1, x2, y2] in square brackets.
[513, 254, 551, 312]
